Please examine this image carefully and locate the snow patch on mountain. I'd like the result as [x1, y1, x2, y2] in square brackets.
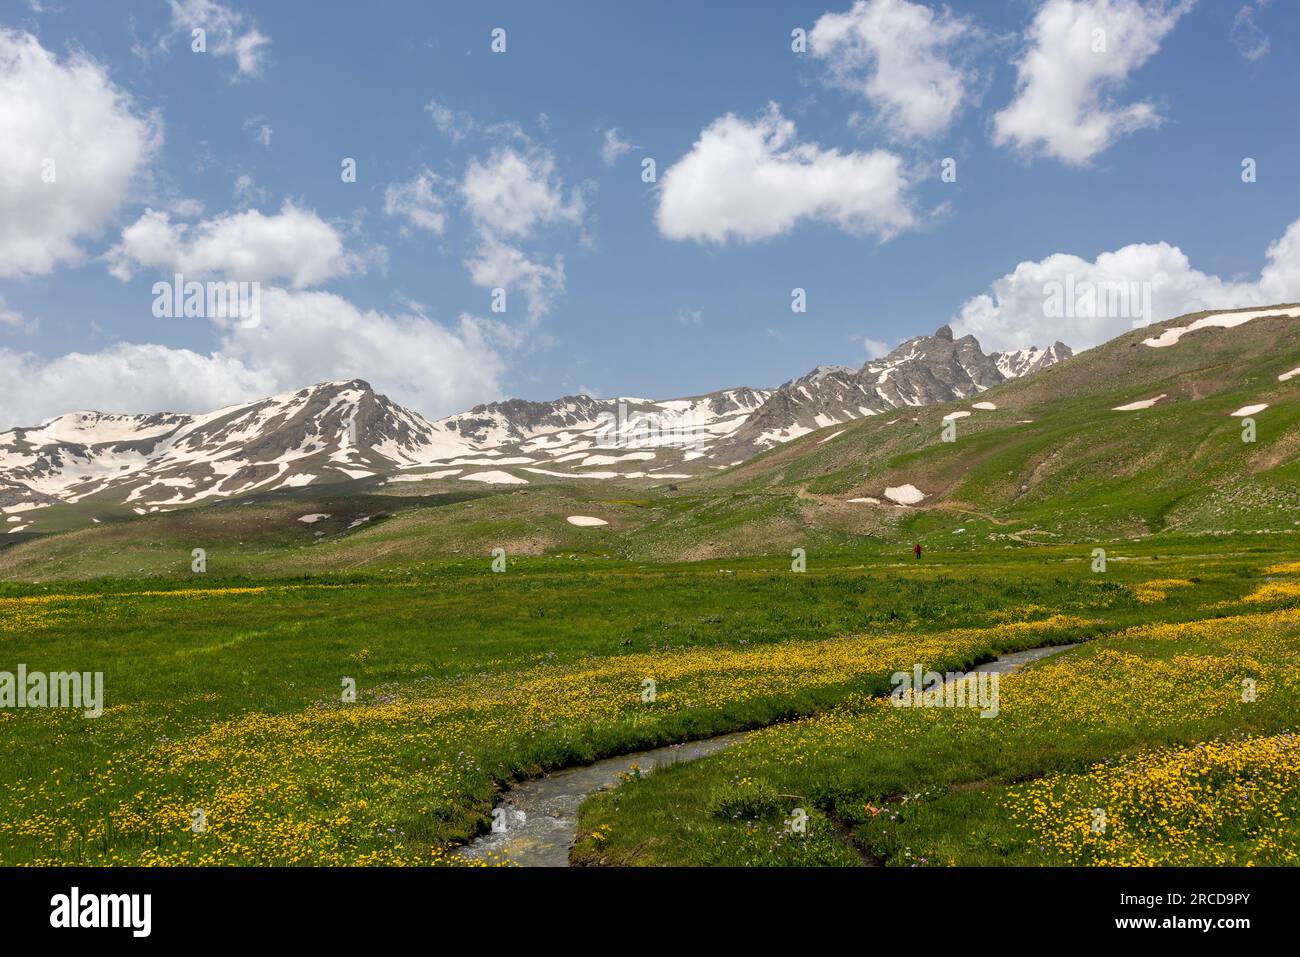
[1113, 395, 1167, 411]
[884, 484, 926, 505]
[1143, 306, 1300, 349]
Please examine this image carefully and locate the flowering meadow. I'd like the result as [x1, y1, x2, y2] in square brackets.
[573, 566, 1300, 866]
[1, 545, 1294, 866]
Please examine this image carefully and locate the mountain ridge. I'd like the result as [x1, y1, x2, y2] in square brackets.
[0, 326, 1071, 520]
[3, 303, 1300, 571]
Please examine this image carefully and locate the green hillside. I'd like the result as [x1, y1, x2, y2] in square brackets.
[3, 306, 1299, 580]
[701, 305, 1300, 538]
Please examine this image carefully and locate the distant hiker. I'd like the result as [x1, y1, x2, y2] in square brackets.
[913, 543, 922, 560]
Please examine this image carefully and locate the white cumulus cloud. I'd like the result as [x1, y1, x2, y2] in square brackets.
[0, 29, 160, 279]
[0, 290, 508, 427]
[951, 217, 1300, 351]
[0, 343, 273, 426]
[108, 202, 362, 288]
[215, 289, 506, 415]
[656, 103, 917, 244]
[992, 0, 1195, 166]
[464, 236, 566, 323]
[461, 146, 585, 239]
[809, 0, 984, 141]
[459, 145, 586, 320]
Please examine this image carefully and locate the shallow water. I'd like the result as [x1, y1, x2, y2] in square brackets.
[458, 642, 1077, 867]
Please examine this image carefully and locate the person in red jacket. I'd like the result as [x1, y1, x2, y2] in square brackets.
[913, 542, 923, 560]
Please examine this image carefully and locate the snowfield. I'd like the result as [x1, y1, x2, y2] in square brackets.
[459, 471, 528, 485]
[884, 484, 926, 505]
[1142, 306, 1300, 349]
[1113, 395, 1167, 411]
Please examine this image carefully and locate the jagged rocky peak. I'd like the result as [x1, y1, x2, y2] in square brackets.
[990, 341, 1074, 378]
[719, 326, 1072, 456]
[439, 394, 613, 445]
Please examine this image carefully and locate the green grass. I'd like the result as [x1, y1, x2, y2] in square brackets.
[0, 537, 1292, 865]
[572, 565, 1300, 867]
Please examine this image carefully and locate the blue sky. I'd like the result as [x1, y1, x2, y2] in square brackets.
[1, 0, 1298, 427]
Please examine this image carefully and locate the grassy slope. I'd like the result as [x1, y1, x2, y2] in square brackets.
[706, 310, 1300, 538]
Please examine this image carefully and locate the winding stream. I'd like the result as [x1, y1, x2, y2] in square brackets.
[458, 642, 1077, 866]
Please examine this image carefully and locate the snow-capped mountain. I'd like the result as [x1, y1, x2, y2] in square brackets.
[434, 388, 772, 449]
[0, 381, 774, 514]
[719, 325, 1072, 455]
[0, 330, 1070, 522]
[992, 341, 1073, 378]
[0, 381, 477, 514]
